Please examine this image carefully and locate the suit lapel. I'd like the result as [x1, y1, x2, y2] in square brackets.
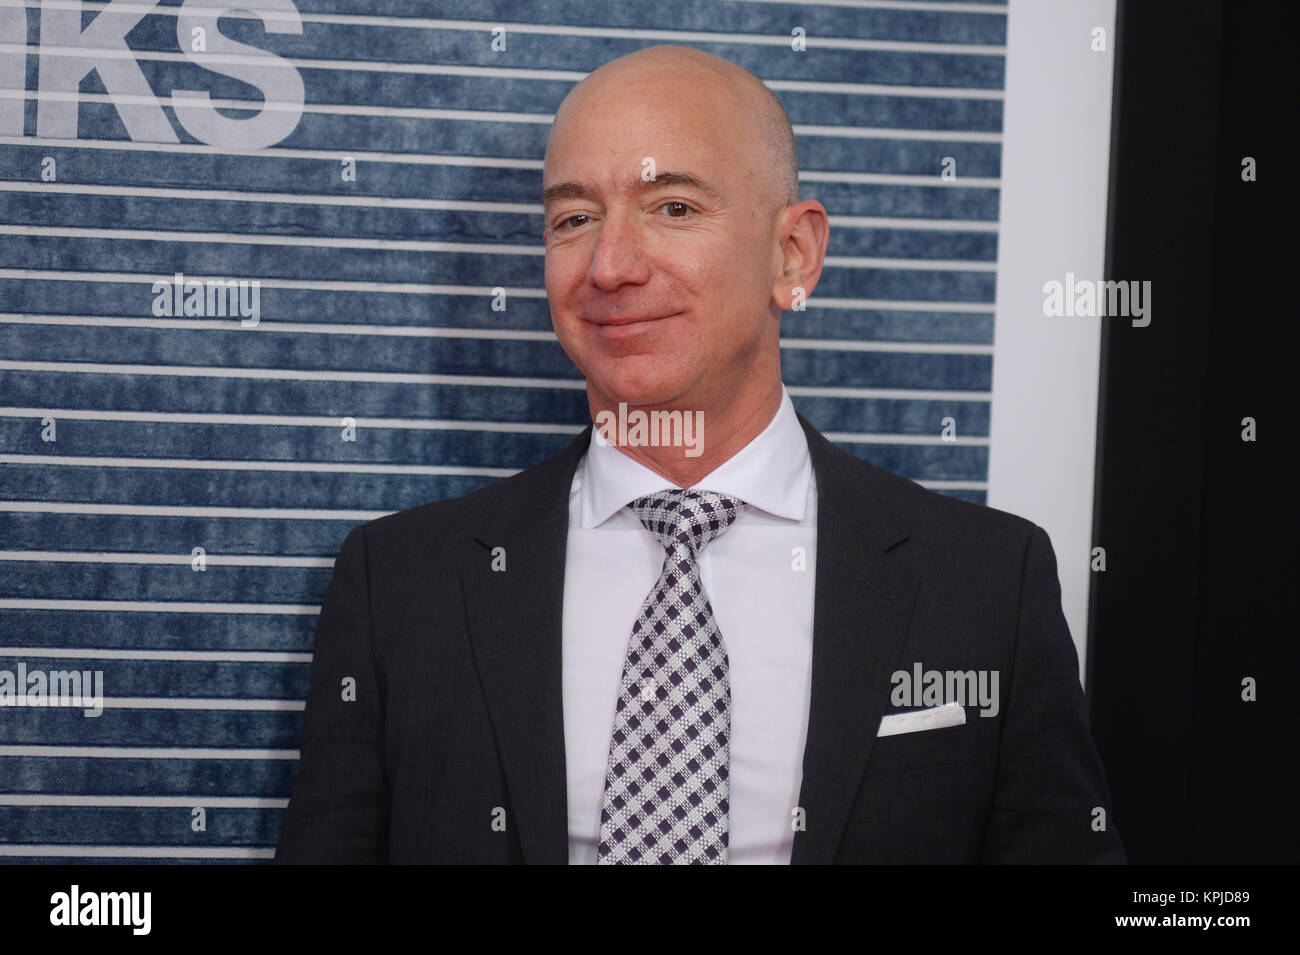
[460, 426, 591, 864]
[790, 414, 917, 864]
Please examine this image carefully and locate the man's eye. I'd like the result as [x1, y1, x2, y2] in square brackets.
[661, 202, 693, 218]
[558, 214, 590, 230]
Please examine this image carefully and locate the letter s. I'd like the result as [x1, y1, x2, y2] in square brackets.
[173, 0, 304, 149]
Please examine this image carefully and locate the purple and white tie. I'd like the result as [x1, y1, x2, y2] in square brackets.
[596, 488, 748, 864]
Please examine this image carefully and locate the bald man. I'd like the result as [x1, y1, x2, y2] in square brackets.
[276, 46, 1125, 865]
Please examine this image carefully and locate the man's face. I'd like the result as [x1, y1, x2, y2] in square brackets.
[542, 67, 783, 412]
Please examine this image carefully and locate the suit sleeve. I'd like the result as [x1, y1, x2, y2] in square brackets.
[980, 524, 1126, 863]
[275, 524, 390, 863]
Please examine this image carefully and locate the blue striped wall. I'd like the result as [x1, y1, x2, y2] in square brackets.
[0, 0, 1006, 861]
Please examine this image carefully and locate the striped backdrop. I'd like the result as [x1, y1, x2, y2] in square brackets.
[0, 0, 1005, 862]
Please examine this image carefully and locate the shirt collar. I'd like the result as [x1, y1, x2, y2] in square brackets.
[580, 384, 812, 528]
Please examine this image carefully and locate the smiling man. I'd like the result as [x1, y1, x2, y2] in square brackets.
[275, 45, 1125, 865]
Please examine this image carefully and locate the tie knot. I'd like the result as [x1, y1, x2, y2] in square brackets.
[628, 488, 748, 554]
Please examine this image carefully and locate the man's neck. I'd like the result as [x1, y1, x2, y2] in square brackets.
[591, 378, 785, 488]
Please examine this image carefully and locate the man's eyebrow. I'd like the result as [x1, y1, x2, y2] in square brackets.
[541, 181, 590, 206]
[542, 171, 721, 207]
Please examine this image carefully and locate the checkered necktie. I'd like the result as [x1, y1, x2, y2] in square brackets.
[596, 488, 748, 864]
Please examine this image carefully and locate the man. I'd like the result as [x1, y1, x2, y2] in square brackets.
[275, 45, 1124, 864]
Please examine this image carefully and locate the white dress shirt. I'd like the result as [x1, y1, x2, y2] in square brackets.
[562, 385, 817, 864]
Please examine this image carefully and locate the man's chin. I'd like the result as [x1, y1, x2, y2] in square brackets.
[586, 368, 695, 411]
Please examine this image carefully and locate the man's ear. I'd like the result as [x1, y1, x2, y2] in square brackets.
[771, 199, 830, 312]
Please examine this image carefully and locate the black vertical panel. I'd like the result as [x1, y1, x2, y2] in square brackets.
[1089, 1, 1290, 863]
[1088, 0, 1222, 863]
[1183, 5, 1288, 863]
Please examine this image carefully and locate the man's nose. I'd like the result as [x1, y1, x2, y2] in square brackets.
[586, 209, 652, 291]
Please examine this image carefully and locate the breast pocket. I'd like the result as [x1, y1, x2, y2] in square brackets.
[865, 707, 978, 775]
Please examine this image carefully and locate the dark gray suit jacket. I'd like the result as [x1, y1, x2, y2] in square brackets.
[275, 413, 1125, 863]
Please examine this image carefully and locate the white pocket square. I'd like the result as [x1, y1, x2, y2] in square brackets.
[877, 701, 966, 737]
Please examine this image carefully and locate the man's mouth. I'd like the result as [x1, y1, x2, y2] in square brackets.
[588, 311, 682, 328]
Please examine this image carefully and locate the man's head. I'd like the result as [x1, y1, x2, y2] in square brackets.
[542, 45, 828, 424]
